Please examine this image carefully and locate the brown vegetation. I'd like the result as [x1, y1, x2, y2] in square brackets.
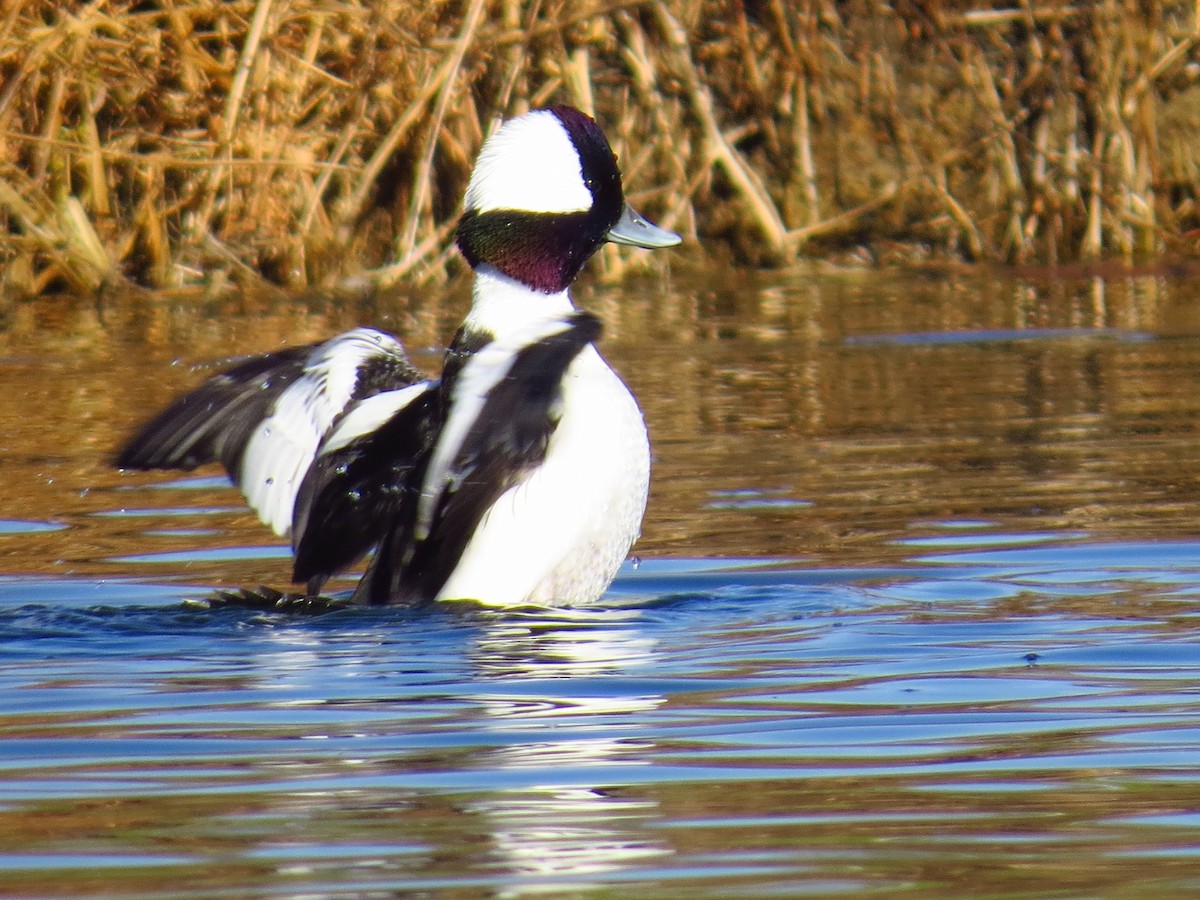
[2, 1, 1200, 296]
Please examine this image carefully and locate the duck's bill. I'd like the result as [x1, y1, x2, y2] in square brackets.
[606, 203, 682, 249]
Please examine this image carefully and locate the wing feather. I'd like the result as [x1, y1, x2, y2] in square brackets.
[290, 382, 436, 593]
[118, 327, 423, 537]
[115, 346, 312, 473]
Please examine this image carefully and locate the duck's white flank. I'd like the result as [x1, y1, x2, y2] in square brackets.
[435, 342, 650, 605]
[416, 310, 582, 541]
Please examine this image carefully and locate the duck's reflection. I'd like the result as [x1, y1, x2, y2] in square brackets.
[467, 786, 665, 887]
[460, 603, 672, 886]
[241, 598, 674, 887]
[468, 604, 657, 677]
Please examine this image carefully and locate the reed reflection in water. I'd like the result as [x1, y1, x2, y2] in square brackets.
[0, 267, 1194, 580]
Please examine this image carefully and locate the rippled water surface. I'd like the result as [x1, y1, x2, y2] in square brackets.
[4, 269, 1200, 896]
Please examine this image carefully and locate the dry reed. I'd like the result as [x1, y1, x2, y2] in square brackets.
[3, 1, 1200, 296]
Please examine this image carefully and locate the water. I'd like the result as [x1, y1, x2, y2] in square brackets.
[3, 270, 1200, 895]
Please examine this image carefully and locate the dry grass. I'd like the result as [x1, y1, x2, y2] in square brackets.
[3, 1, 1200, 296]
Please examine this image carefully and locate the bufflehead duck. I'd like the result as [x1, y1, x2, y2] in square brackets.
[117, 105, 681, 606]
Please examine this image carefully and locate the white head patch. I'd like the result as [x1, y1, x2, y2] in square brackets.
[464, 109, 592, 215]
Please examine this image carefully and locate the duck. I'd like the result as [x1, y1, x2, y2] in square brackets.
[116, 105, 681, 606]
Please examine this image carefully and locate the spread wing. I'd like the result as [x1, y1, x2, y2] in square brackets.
[115, 344, 312, 474]
[117, 328, 424, 538]
[349, 310, 603, 605]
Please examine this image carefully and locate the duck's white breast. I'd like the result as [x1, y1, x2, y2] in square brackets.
[434, 346, 649, 606]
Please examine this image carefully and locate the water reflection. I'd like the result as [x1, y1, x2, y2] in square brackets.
[3, 268, 1200, 579]
[469, 788, 666, 892]
[120, 597, 678, 887]
[6, 270, 1200, 894]
[4, 539, 1200, 894]
[469, 606, 657, 677]
[463, 607, 669, 885]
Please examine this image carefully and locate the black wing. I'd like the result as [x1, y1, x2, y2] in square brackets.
[116, 345, 312, 473]
[290, 383, 437, 595]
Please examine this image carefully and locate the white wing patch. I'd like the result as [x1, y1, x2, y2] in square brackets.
[415, 313, 576, 541]
[465, 110, 591, 215]
[320, 382, 432, 457]
[239, 328, 412, 537]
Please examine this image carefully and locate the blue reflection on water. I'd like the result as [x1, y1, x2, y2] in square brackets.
[2, 529, 1200, 894]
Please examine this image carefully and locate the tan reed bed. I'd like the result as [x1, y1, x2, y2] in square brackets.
[2, 1, 1200, 297]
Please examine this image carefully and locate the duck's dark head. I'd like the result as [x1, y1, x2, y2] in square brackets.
[455, 106, 681, 294]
